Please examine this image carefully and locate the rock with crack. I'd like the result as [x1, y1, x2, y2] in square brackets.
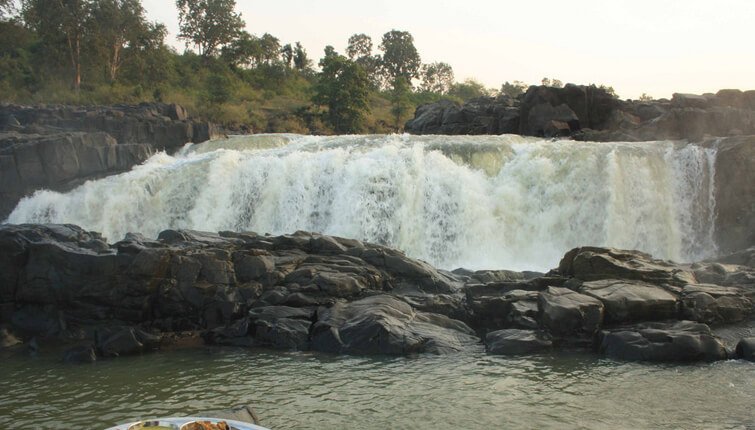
[578, 279, 679, 323]
[485, 329, 552, 355]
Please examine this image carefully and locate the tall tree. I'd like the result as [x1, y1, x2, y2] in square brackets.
[280, 43, 293, 68]
[448, 78, 491, 101]
[176, 0, 244, 57]
[221, 30, 259, 67]
[257, 33, 280, 64]
[346, 33, 372, 60]
[313, 52, 371, 133]
[378, 30, 421, 84]
[292, 42, 311, 72]
[419, 62, 454, 94]
[88, 0, 158, 82]
[23, 0, 91, 91]
[389, 76, 412, 132]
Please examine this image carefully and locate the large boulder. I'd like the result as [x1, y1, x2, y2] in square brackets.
[538, 286, 604, 339]
[598, 321, 727, 362]
[310, 295, 478, 355]
[558, 247, 695, 286]
[680, 284, 753, 324]
[578, 279, 679, 323]
[736, 337, 755, 361]
[405, 96, 520, 135]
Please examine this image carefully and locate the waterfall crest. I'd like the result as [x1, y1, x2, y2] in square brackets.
[6, 134, 718, 271]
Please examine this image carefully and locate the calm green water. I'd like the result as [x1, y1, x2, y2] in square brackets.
[0, 347, 753, 429]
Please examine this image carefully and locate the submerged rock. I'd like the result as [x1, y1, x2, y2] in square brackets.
[485, 329, 551, 355]
[735, 338, 755, 361]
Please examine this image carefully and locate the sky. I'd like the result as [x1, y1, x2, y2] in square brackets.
[142, 0, 755, 99]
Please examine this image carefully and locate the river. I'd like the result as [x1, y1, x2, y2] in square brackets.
[1, 347, 753, 429]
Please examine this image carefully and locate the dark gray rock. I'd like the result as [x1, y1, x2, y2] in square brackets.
[311, 295, 478, 355]
[735, 337, 755, 361]
[485, 329, 551, 355]
[680, 284, 752, 324]
[558, 247, 695, 286]
[579, 279, 679, 323]
[539, 286, 604, 339]
[63, 345, 97, 363]
[0, 103, 221, 219]
[95, 327, 161, 357]
[713, 137, 755, 254]
[599, 321, 727, 362]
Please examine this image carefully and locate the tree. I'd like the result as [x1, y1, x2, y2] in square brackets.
[448, 78, 490, 101]
[257, 33, 280, 64]
[293, 42, 311, 72]
[389, 76, 412, 132]
[639, 93, 654, 102]
[346, 33, 381, 88]
[378, 30, 421, 84]
[419, 62, 454, 94]
[280, 43, 293, 68]
[346, 33, 372, 60]
[176, 0, 244, 58]
[88, 0, 158, 82]
[541, 77, 563, 88]
[313, 52, 371, 133]
[23, 0, 91, 91]
[500, 80, 528, 98]
[598, 84, 618, 98]
[221, 30, 259, 67]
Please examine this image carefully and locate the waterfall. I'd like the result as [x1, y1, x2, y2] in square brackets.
[5, 134, 718, 271]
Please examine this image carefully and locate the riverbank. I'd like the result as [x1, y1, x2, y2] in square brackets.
[1, 224, 753, 364]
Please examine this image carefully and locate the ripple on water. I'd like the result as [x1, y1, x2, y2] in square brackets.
[0, 348, 753, 429]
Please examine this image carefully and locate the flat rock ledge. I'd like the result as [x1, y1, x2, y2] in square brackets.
[1, 224, 753, 364]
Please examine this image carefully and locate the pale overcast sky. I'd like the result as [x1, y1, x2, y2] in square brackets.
[142, 0, 755, 99]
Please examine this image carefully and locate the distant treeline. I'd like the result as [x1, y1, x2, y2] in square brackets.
[0, 0, 611, 133]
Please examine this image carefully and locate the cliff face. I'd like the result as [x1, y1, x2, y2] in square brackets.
[0, 103, 221, 219]
[714, 136, 755, 254]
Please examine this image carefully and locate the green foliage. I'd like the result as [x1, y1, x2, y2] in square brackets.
[313, 53, 371, 133]
[378, 30, 421, 84]
[598, 84, 618, 98]
[639, 93, 654, 102]
[176, 0, 244, 57]
[389, 76, 412, 132]
[448, 78, 491, 101]
[419, 62, 454, 94]
[500, 80, 528, 98]
[206, 73, 232, 104]
[541, 77, 563, 88]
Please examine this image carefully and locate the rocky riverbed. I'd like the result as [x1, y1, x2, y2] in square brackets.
[1, 224, 753, 364]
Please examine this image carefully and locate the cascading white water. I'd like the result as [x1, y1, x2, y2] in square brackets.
[5, 134, 718, 271]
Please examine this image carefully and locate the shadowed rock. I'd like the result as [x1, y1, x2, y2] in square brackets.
[599, 321, 727, 362]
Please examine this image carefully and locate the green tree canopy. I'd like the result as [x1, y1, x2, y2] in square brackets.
[23, 0, 91, 91]
[378, 30, 420, 84]
[176, 0, 244, 57]
[419, 62, 454, 94]
[293, 42, 312, 72]
[313, 52, 371, 133]
[448, 78, 491, 101]
[89, 0, 163, 82]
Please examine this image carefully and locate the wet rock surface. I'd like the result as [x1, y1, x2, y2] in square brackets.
[0, 103, 221, 219]
[0, 224, 753, 363]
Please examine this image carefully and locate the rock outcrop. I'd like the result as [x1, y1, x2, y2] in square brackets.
[0, 103, 221, 219]
[406, 85, 755, 143]
[1, 224, 754, 363]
